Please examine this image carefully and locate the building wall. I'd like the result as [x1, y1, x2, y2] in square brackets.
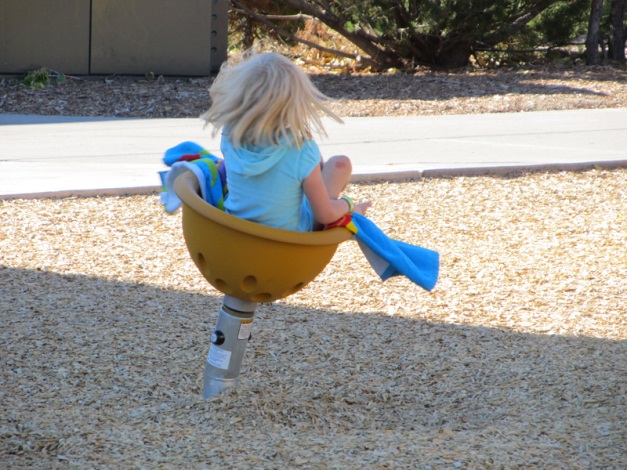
[0, 0, 227, 76]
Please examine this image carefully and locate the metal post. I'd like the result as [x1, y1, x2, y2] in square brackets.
[203, 295, 257, 398]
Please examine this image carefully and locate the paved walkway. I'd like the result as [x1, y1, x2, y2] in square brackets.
[1, 108, 626, 199]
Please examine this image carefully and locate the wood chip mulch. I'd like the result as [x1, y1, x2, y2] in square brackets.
[1, 169, 625, 468]
[1, 65, 626, 119]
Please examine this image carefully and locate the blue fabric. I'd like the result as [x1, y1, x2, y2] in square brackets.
[160, 142, 225, 214]
[220, 134, 319, 231]
[160, 141, 439, 292]
[163, 141, 210, 166]
[351, 213, 439, 291]
[194, 158, 225, 209]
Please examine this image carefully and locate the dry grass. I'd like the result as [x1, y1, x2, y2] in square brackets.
[1, 169, 625, 468]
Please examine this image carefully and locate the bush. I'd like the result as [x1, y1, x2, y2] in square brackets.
[235, 0, 599, 69]
[23, 68, 65, 89]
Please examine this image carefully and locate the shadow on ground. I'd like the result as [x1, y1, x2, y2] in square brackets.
[311, 70, 611, 102]
[1, 266, 624, 468]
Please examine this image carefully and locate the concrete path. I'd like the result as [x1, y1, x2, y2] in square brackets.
[1, 108, 625, 199]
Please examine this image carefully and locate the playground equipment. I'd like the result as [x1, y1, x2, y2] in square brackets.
[174, 172, 352, 397]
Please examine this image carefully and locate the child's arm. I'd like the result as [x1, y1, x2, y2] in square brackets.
[303, 165, 371, 226]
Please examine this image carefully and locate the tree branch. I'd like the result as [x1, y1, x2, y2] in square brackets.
[236, 11, 314, 21]
[230, 0, 378, 67]
[482, 0, 560, 46]
[282, 0, 401, 67]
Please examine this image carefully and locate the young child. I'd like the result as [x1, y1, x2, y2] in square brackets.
[201, 52, 371, 231]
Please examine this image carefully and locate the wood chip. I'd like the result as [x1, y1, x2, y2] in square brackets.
[1, 169, 625, 467]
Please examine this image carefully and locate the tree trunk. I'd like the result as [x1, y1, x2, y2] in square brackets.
[283, 0, 402, 68]
[586, 0, 605, 65]
[609, 0, 627, 63]
[435, 38, 473, 68]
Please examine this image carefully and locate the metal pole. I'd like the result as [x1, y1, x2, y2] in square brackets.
[203, 295, 257, 398]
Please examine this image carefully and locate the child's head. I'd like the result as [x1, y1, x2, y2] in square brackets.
[201, 52, 342, 148]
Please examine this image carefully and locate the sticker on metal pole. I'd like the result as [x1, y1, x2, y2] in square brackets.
[207, 345, 231, 370]
[238, 319, 253, 340]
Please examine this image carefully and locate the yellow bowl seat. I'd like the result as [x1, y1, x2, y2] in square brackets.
[173, 172, 352, 302]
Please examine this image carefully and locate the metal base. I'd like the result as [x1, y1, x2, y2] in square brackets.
[203, 296, 257, 398]
[204, 376, 239, 398]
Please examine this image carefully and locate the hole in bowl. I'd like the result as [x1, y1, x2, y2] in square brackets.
[213, 278, 232, 294]
[282, 282, 306, 298]
[240, 275, 258, 293]
[197, 252, 207, 271]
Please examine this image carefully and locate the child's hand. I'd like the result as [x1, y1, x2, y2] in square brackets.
[353, 201, 372, 216]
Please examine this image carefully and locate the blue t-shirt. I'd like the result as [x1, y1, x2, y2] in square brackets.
[221, 134, 320, 231]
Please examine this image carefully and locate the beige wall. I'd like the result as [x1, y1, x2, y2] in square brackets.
[0, 0, 90, 74]
[0, 0, 227, 76]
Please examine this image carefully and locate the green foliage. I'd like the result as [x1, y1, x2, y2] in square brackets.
[528, 0, 591, 46]
[23, 68, 50, 89]
[469, 0, 592, 66]
[23, 68, 65, 89]
[289, 0, 575, 67]
[245, 0, 602, 68]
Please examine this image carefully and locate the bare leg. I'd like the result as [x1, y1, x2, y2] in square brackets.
[322, 155, 352, 199]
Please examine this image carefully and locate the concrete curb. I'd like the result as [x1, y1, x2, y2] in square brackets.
[350, 159, 627, 182]
[2, 159, 625, 201]
[0, 186, 161, 201]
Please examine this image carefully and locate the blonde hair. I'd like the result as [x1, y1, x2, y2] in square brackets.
[201, 52, 342, 148]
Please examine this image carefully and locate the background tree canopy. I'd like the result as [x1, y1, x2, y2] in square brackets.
[231, 0, 626, 68]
